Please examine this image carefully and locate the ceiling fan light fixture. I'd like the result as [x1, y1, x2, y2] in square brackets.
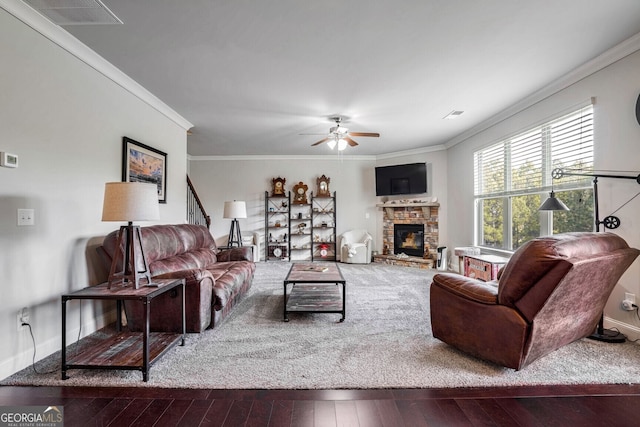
[327, 139, 337, 150]
[330, 126, 348, 135]
[337, 139, 347, 151]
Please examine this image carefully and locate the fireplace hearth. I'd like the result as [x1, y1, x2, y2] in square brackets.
[394, 224, 424, 257]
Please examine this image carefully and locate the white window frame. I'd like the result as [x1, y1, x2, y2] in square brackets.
[473, 102, 594, 251]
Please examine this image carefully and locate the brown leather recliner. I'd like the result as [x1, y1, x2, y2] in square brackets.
[430, 232, 639, 370]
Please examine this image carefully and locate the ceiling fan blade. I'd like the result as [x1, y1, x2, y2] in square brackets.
[348, 132, 379, 137]
[311, 137, 329, 146]
[345, 136, 359, 147]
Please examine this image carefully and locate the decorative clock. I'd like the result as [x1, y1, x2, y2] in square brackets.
[316, 175, 330, 197]
[272, 177, 286, 197]
[318, 243, 329, 258]
[292, 181, 308, 204]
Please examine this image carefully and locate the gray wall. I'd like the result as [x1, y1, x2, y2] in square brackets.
[0, 7, 189, 378]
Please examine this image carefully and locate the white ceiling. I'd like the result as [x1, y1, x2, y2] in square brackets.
[55, 1, 640, 156]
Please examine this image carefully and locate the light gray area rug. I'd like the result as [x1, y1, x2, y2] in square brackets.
[4, 262, 640, 389]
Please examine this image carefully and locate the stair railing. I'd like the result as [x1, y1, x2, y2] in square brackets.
[187, 175, 211, 229]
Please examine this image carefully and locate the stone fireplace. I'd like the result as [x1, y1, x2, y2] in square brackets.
[374, 201, 439, 269]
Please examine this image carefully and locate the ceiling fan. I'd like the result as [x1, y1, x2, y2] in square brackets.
[304, 116, 380, 150]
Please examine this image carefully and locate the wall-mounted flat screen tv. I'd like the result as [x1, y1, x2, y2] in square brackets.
[375, 162, 427, 196]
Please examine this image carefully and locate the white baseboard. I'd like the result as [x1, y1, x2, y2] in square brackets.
[0, 309, 116, 381]
[604, 316, 640, 343]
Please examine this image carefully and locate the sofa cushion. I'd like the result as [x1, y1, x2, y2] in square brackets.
[150, 248, 218, 277]
[142, 224, 218, 266]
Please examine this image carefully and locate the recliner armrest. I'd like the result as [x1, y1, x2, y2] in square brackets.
[432, 273, 498, 304]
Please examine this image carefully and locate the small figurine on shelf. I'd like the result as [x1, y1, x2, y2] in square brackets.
[297, 223, 306, 234]
[269, 233, 273, 242]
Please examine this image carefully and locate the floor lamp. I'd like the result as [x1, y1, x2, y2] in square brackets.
[540, 167, 640, 342]
[223, 200, 247, 247]
[102, 182, 160, 289]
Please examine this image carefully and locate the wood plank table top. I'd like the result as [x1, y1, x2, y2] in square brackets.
[284, 262, 345, 283]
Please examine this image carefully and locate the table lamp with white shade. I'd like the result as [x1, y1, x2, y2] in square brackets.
[102, 182, 159, 289]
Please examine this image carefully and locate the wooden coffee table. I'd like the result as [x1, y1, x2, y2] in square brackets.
[283, 263, 346, 322]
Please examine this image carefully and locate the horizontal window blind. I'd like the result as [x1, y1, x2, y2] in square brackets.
[474, 104, 594, 198]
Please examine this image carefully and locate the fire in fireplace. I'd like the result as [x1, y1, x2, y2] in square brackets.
[393, 224, 424, 257]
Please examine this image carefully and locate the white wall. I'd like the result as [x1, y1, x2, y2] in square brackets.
[0, 8, 189, 378]
[188, 150, 449, 260]
[188, 156, 378, 256]
[446, 47, 640, 337]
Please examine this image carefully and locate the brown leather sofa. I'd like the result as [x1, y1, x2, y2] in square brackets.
[99, 224, 255, 332]
[430, 232, 639, 370]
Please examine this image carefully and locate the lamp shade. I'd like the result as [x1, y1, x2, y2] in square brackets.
[223, 200, 247, 219]
[539, 191, 570, 211]
[102, 182, 160, 222]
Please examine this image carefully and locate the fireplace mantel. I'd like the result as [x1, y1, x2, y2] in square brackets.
[376, 202, 439, 207]
[376, 202, 440, 218]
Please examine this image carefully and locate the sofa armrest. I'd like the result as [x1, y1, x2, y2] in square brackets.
[432, 273, 498, 304]
[217, 246, 253, 262]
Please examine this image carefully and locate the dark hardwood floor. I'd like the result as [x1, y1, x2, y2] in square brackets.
[1, 384, 639, 426]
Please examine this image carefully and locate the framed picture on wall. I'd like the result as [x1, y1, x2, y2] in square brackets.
[122, 136, 167, 203]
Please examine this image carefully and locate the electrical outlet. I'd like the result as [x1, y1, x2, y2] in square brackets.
[17, 209, 34, 226]
[625, 292, 636, 305]
[16, 307, 29, 331]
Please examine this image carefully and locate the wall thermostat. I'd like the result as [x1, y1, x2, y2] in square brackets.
[0, 152, 18, 168]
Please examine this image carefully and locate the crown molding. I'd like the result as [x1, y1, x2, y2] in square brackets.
[445, 31, 640, 148]
[0, 0, 193, 131]
[188, 144, 446, 162]
[188, 154, 377, 162]
[375, 144, 447, 160]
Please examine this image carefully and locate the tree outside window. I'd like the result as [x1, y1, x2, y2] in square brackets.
[474, 105, 594, 251]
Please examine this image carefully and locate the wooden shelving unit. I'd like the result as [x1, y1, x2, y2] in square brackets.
[311, 191, 337, 261]
[264, 190, 337, 262]
[265, 191, 291, 261]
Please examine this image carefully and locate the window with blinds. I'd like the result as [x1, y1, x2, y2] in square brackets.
[473, 103, 594, 250]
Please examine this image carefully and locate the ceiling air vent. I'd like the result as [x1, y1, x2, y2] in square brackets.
[443, 110, 465, 120]
[23, 0, 123, 25]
